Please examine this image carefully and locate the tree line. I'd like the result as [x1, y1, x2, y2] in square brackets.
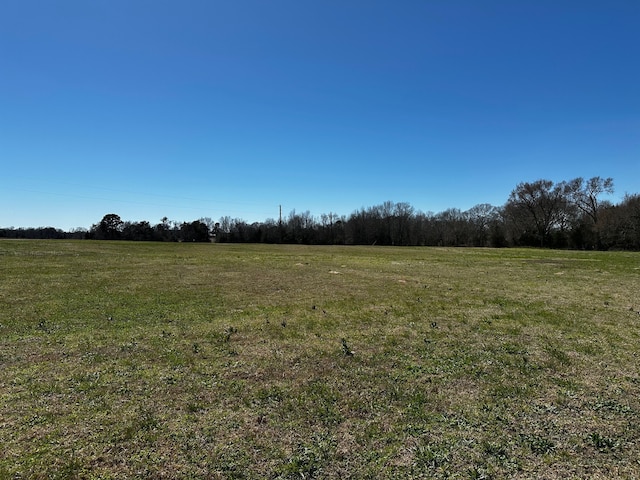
[2, 177, 639, 250]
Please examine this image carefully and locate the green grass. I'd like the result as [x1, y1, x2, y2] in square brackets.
[1, 240, 640, 478]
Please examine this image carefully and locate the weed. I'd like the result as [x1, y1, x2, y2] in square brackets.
[224, 326, 238, 342]
[412, 442, 451, 470]
[589, 432, 619, 452]
[36, 319, 51, 333]
[468, 466, 492, 480]
[482, 441, 508, 458]
[522, 434, 556, 454]
[341, 338, 354, 356]
[186, 400, 205, 413]
[52, 450, 84, 480]
[278, 434, 335, 479]
[593, 399, 632, 414]
[120, 407, 161, 441]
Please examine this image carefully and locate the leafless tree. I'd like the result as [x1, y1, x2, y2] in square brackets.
[505, 180, 568, 247]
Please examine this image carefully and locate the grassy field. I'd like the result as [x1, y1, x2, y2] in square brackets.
[1, 240, 639, 479]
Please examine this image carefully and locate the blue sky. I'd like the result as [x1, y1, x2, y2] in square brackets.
[1, 1, 638, 230]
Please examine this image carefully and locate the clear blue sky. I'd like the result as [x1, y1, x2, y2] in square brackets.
[1, 1, 638, 230]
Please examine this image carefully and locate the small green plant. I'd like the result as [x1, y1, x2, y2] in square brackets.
[279, 434, 335, 478]
[412, 442, 451, 470]
[186, 401, 204, 413]
[36, 319, 51, 333]
[590, 432, 619, 452]
[120, 407, 161, 441]
[523, 434, 556, 454]
[341, 338, 354, 356]
[224, 326, 237, 342]
[468, 466, 492, 480]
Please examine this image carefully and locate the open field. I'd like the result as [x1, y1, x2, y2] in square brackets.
[1, 240, 639, 479]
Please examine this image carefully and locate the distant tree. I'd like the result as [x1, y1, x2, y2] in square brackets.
[380, 201, 395, 245]
[598, 194, 640, 250]
[69, 227, 88, 240]
[180, 220, 210, 242]
[346, 207, 381, 245]
[320, 212, 345, 244]
[226, 218, 253, 242]
[564, 176, 614, 248]
[22, 176, 638, 248]
[91, 214, 124, 240]
[255, 218, 280, 243]
[412, 211, 433, 246]
[434, 208, 469, 246]
[393, 202, 414, 245]
[505, 180, 568, 247]
[199, 217, 216, 232]
[217, 216, 233, 242]
[565, 177, 614, 225]
[465, 203, 501, 246]
[154, 217, 177, 241]
[344, 208, 365, 245]
[285, 210, 316, 244]
[122, 221, 155, 241]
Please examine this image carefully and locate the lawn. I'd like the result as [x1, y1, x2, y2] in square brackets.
[1, 240, 639, 479]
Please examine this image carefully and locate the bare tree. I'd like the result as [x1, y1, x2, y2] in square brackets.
[597, 194, 640, 250]
[393, 202, 414, 245]
[505, 180, 568, 247]
[466, 203, 500, 246]
[565, 176, 614, 225]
